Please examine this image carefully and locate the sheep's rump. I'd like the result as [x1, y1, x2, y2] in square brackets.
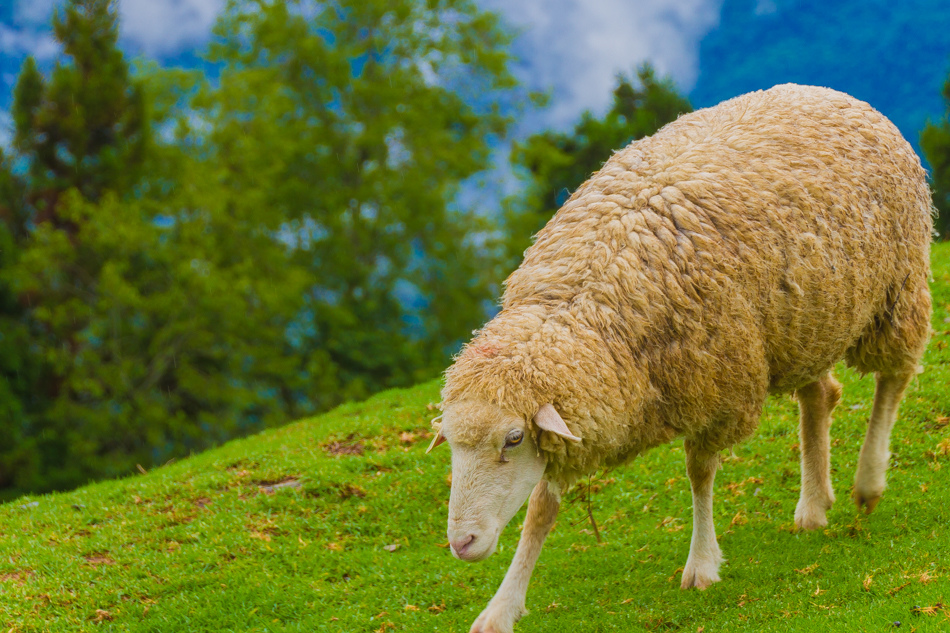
[504, 84, 931, 402]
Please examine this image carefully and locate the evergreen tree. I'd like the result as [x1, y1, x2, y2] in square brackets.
[0, 0, 152, 493]
[921, 70, 950, 239]
[12, 0, 148, 212]
[504, 65, 692, 264]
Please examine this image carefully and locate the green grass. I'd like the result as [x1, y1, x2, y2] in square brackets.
[2, 243, 950, 632]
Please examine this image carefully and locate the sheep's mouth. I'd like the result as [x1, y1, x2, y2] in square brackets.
[449, 529, 500, 562]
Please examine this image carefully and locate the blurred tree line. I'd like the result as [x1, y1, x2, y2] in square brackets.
[0, 0, 527, 497]
[922, 72, 950, 238]
[6, 0, 943, 499]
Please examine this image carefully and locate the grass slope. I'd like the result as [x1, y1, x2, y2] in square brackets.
[3, 244, 950, 632]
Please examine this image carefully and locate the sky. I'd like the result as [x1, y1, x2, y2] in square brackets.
[0, 0, 725, 146]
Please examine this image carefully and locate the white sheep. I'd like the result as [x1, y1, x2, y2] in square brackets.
[428, 84, 933, 633]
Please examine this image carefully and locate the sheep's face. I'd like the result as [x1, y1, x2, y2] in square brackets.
[438, 400, 547, 562]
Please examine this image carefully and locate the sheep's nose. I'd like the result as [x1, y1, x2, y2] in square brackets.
[450, 534, 476, 558]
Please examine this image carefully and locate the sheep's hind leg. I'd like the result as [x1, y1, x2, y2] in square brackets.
[853, 370, 915, 513]
[794, 373, 842, 530]
[469, 480, 560, 633]
[681, 440, 722, 590]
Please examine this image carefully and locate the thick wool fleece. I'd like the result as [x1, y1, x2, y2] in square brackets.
[442, 84, 933, 487]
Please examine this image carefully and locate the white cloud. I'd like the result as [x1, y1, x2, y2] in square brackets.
[2, 3, 59, 60]
[117, 0, 224, 56]
[480, 0, 723, 131]
[14, 0, 58, 25]
[7, 0, 223, 59]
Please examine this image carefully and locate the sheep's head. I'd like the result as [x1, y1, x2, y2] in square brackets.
[428, 400, 580, 562]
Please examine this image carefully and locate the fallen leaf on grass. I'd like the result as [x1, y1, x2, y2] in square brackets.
[383, 544, 400, 553]
[919, 571, 936, 584]
[796, 563, 819, 575]
[656, 516, 679, 529]
[428, 601, 446, 613]
[326, 542, 342, 551]
[91, 609, 113, 622]
[888, 581, 911, 596]
[376, 622, 396, 633]
[911, 603, 945, 616]
[863, 574, 874, 591]
[404, 605, 419, 612]
[730, 511, 748, 527]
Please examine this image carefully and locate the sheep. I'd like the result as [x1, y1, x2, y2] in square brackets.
[427, 83, 933, 633]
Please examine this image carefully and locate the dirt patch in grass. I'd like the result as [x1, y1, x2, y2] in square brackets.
[338, 484, 367, 500]
[0, 569, 34, 584]
[83, 553, 115, 566]
[323, 434, 365, 456]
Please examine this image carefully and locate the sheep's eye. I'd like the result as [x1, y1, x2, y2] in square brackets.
[504, 429, 524, 447]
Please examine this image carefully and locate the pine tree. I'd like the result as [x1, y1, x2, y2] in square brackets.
[14, 0, 148, 216]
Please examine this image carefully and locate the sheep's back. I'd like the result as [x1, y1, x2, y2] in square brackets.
[504, 84, 932, 395]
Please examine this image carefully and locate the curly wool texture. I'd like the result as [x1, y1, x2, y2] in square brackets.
[442, 84, 933, 487]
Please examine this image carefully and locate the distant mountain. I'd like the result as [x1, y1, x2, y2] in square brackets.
[690, 0, 950, 158]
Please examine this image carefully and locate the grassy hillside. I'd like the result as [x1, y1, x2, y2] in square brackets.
[2, 243, 950, 632]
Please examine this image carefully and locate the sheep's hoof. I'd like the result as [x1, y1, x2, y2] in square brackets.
[469, 602, 524, 633]
[853, 489, 881, 514]
[680, 560, 721, 590]
[794, 500, 830, 531]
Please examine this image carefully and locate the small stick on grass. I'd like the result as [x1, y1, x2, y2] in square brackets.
[587, 473, 602, 543]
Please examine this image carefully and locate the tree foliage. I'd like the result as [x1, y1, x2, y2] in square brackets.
[200, 0, 519, 400]
[921, 69, 950, 239]
[504, 65, 692, 264]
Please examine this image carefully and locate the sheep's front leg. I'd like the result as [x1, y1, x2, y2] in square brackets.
[470, 480, 560, 633]
[681, 441, 722, 589]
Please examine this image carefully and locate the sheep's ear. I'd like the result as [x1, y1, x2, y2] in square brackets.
[533, 404, 581, 442]
[426, 415, 447, 454]
[425, 431, 447, 453]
